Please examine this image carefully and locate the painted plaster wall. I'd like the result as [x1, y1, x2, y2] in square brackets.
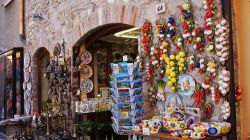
[0, 0, 23, 51]
[234, 0, 250, 139]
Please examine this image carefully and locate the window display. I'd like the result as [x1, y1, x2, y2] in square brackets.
[0, 48, 24, 119]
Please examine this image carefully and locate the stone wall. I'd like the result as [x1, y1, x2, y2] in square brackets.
[25, 0, 240, 138]
[0, 0, 23, 51]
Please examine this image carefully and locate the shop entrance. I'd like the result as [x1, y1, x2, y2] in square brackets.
[73, 23, 140, 140]
[32, 47, 50, 113]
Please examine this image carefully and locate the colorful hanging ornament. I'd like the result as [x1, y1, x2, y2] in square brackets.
[179, 1, 195, 44]
[221, 100, 230, 120]
[166, 16, 176, 39]
[193, 86, 204, 108]
[174, 34, 184, 52]
[215, 18, 229, 65]
[157, 80, 166, 101]
[192, 26, 204, 53]
[155, 17, 166, 42]
[141, 20, 152, 57]
[203, 0, 216, 54]
[235, 87, 243, 102]
[176, 51, 187, 73]
[201, 78, 211, 95]
[206, 59, 217, 78]
[188, 55, 195, 71]
[148, 86, 157, 106]
[195, 57, 205, 73]
[211, 86, 220, 104]
[204, 103, 213, 119]
[165, 55, 178, 92]
[218, 68, 230, 96]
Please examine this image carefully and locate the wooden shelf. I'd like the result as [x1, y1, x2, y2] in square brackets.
[130, 130, 223, 140]
[75, 111, 111, 115]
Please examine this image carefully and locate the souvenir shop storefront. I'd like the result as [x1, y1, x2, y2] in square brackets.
[0, 0, 242, 139]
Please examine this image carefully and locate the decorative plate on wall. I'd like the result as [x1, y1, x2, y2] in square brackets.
[24, 53, 31, 68]
[80, 79, 93, 93]
[79, 65, 93, 79]
[27, 82, 32, 91]
[24, 90, 29, 100]
[24, 72, 30, 82]
[177, 74, 196, 98]
[23, 82, 27, 90]
[81, 51, 92, 64]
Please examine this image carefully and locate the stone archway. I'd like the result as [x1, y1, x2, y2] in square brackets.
[31, 47, 50, 113]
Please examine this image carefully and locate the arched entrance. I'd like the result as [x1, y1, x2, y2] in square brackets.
[73, 23, 139, 98]
[73, 23, 139, 140]
[32, 47, 50, 113]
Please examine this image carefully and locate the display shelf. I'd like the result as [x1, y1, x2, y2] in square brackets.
[75, 111, 111, 115]
[130, 130, 223, 140]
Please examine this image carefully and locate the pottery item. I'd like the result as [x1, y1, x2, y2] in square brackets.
[81, 51, 92, 64]
[80, 79, 93, 93]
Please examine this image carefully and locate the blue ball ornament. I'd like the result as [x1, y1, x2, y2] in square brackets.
[168, 17, 174, 24]
[184, 11, 191, 18]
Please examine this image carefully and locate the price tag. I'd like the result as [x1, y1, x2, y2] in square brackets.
[142, 128, 150, 135]
[123, 55, 128, 62]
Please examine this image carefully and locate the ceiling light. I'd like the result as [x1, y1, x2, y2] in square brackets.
[114, 27, 140, 39]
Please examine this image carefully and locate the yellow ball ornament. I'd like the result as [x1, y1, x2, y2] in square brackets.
[170, 55, 175, 60]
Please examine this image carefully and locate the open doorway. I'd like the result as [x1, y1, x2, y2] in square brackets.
[32, 47, 50, 113]
[73, 24, 140, 140]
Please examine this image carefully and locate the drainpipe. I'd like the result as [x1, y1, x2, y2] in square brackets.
[20, 0, 26, 43]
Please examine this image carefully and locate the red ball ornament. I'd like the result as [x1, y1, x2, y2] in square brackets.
[236, 88, 243, 95]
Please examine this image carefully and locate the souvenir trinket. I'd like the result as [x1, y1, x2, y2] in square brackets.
[201, 78, 211, 95]
[141, 20, 152, 57]
[204, 103, 213, 119]
[221, 100, 230, 120]
[166, 16, 176, 39]
[192, 86, 204, 108]
[206, 59, 217, 78]
[195, 57, 205, 73]
[174, 34, 184, 52]
[203, 0, 216, 53]
[215, 18, 229, 65]
[179, 2, 194, 44]
[218, 69, 230, 96]
[24, 53, 31, 68]
[177, 51, 187, 73]
[80, 79, 93, 93]
[165, 55, 178, 92]
[156, 80, 166, 101]
[192, 26, 204, 53]
[211, 86, 220, 104]
[188, 55, 195, 71]
[178, 74, 196, 98]
[81, 51, 92, 64]
[155, 17, 166, 42]
[79, 64, 93, 79]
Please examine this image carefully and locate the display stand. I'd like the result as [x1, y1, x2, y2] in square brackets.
[110, 62, 144, 135]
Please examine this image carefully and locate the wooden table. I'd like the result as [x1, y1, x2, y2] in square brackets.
[130, 130, 223, 140]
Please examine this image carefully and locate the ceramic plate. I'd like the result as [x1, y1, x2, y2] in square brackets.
[23, 82, 27, 90]
[80, 65, 93, 79]
[80, 79, 93, 93]
[24, 72, 30, 82]
[177, 74, 196, 98]
[25, 101, 31, 115]
[24, 90, 29, 100]
[81, 51, 92, 64]
[24, 53, 31, 68]
[27, 82, 32, 91]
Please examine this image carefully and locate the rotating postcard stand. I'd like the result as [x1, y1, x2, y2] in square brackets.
[110, 62, 144, 135]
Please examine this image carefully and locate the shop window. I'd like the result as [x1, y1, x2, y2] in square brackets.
[0, 48, 23, 119]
